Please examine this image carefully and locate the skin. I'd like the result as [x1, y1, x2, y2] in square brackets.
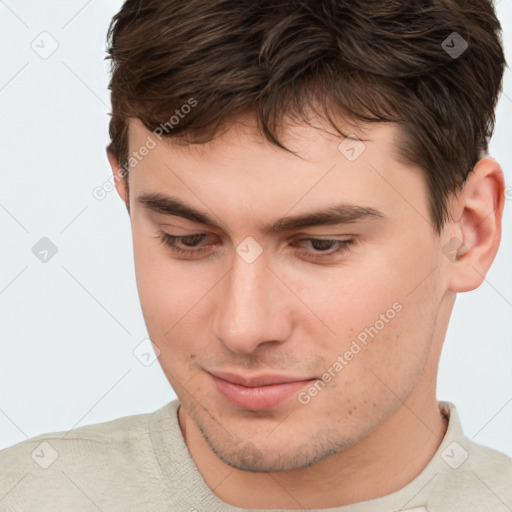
[107, 112, 504, 509]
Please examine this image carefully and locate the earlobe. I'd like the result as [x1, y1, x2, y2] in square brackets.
[106, 143, 129, 208]
[445, 157, 505, 293]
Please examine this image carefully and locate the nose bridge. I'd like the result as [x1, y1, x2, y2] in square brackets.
[212, 249, 287, 353]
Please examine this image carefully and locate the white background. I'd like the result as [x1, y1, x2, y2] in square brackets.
[0, 0, 511, 458]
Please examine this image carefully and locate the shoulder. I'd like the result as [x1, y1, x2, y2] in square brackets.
[0, 402, 179, 511]
[428, 402, 512, 511]
[0, 408, 153, 469]
[462, 437, 512, 491]
[429, 439, 512, 511]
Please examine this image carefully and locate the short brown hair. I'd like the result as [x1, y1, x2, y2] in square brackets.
[106, 0, 506, 233]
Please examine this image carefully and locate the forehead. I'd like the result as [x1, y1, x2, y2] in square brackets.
[123, 115, 430, 239]
[126, 113, 402, 170]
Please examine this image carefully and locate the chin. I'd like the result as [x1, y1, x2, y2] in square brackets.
[198, 420, 355, 473]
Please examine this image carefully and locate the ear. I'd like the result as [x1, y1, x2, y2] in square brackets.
[106, 143, 130, 212]
[444, 157, 505, 292]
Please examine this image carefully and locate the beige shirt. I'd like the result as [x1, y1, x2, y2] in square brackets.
[1, 400, 511, 511]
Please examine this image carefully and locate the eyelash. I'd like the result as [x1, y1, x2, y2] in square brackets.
[156, 231, 354, 262]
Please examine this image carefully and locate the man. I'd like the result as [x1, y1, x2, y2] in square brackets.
[1, 0, 511, 510]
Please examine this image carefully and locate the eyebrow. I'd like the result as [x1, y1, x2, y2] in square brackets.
[136, 192, 386, 234]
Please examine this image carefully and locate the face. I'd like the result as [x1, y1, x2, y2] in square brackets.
[119, 114, 450, 472]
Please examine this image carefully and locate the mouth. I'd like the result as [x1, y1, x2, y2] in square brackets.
[208, 371, 317, 411]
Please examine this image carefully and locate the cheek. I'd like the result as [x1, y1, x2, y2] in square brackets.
[282, 261, 405, 352]
[131, 235, 224, 387]
[132, 232, 206, 324]
[299, 304, 434, 438]
[295, 246, 439, 401]
[336, 284, 438, 414]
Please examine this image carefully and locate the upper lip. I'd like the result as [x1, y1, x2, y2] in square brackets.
[208, 370, 315, 388]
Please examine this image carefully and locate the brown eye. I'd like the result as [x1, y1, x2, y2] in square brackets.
[291, 238, 354, 261]
[157, 232, 211, 256]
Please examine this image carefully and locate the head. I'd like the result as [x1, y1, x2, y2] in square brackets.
[105, 0, 506, 472]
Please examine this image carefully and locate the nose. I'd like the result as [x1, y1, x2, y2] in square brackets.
[211, 248, 292, 354]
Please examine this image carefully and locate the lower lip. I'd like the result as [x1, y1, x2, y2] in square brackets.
[210, 374, 315, 411]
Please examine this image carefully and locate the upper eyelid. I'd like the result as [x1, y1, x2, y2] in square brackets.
[163, 233, 354, 244]
[159, 228, 356, 239]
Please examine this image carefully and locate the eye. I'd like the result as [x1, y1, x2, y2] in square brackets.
[156, 231, 354, 262]
[157, 232, 212, 256]
[290, 238, 354, 261]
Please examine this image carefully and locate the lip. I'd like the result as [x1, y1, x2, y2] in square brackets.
[208, 371, 317, 411]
